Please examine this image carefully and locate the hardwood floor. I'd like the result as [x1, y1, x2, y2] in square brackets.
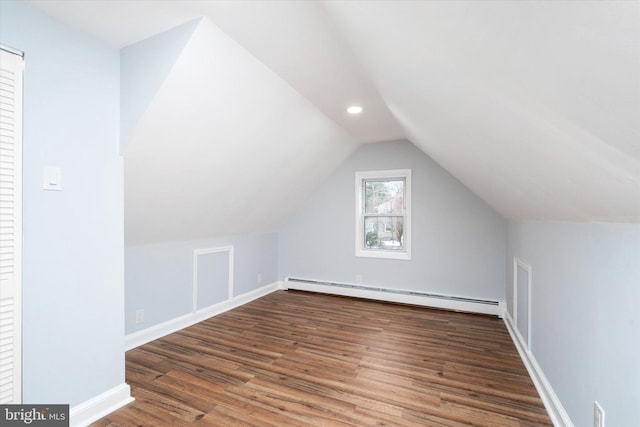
[93, 290, 552, 426]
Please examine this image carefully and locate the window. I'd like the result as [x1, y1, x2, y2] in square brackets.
[355, 169, 411, 260]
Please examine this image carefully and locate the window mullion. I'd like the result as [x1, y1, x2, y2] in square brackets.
[363, 214, 405, 218]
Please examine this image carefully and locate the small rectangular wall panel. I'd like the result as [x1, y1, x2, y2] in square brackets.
[514, 258, 531, 351]
[193, 247, 233, 312]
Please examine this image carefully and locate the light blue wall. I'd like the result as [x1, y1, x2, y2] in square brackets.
[125, 232, 278, 334]
[0, 1, 125, 406]
[507, 220, 640, 427]
[279, 140, 507, 301]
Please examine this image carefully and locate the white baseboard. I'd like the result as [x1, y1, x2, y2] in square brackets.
[503, 312, 573, 427]
[125, 281, 282, 351]
[70, 383, 134, 427]
[284, 279, 505, 317]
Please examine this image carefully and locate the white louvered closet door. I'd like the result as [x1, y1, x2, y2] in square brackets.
[0, 47, 23, 404]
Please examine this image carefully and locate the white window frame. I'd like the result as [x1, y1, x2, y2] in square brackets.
[355, 169, 411, 260]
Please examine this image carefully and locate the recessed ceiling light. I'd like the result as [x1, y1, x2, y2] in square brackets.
[346, 105, 363, 115]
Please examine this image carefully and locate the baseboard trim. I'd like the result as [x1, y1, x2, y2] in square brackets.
[70, 383, 133, 427]
[503, 312, 573, 427]
[125, 281, 281, 351]
[285, 279, 505, 317]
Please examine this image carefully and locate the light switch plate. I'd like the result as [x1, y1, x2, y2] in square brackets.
[43, 166, 62, 191]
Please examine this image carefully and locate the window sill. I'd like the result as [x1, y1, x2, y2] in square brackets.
[355, 249, 412, 261]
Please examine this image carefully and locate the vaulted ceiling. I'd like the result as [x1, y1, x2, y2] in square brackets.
[28, 0, 640, 245]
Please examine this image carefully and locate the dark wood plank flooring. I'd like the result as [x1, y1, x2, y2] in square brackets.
[93, 290, 551, 426]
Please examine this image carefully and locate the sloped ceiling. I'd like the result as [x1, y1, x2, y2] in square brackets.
[120, 18, 200, 152]
[123, 17, 358, 244]
[324, 0, 640, 222]
[27, 0, 640, 245]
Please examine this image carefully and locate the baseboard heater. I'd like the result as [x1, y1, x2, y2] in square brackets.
[285, 277, 504, 317]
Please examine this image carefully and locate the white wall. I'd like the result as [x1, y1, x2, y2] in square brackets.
[507, 220, 640, 426]
[120, 18, 198, 150]
[122, 16, 359, 246]
[0, 1, 125, 407]
[279, 140, 507, 301]
[125, 232, 278, 334]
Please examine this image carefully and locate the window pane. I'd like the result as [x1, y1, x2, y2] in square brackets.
[364, 180, 404, 214]
[364, 217, 404, 250]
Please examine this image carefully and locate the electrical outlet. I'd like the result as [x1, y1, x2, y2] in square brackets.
[355, 274, 363, 284]
[594, 401, 605, 427]
[135, 309, 144, 324]
[257, 273, 263, 284]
